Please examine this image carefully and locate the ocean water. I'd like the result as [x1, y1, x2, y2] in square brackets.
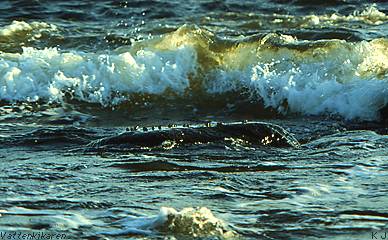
[0, 0, 387, 239]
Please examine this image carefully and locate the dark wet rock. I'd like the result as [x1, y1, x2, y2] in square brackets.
[88, 121, 300, 149]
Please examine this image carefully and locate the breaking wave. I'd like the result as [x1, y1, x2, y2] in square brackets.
[0, 23, 387, 120]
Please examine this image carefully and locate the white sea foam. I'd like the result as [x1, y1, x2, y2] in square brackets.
[206, 38, 388, 120]
[0, 20, 57, 38]
[102, 207, 235, 238]
[302, 4, 388, 26]
[0, 45, 197, 104]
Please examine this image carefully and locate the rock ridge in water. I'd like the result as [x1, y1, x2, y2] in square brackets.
[88, 121, 300, 150]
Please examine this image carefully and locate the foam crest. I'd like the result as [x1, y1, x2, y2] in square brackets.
[0, 45, 197, 104]
[105, 207, 235, 238]
[0, 20, 57, 38]
[302, 4, 388, 26]
[155, 207, 235, 238]
[206, 38, 388, 120]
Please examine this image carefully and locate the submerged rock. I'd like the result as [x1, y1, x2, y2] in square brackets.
[88, 121, 300, 149]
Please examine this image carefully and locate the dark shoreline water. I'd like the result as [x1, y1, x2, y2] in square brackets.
[1, 114, 387, 239]
[0, 1, 388, 239]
